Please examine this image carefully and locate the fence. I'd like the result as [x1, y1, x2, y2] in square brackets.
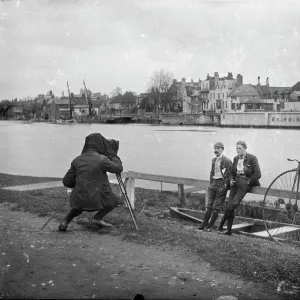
[121, 171, 286, 209]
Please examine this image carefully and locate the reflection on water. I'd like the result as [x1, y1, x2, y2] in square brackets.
[0, 121, 299, 192]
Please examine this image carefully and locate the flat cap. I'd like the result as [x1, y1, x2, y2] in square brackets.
[236, 140, 247, 149]
[214, 142, 224, 149]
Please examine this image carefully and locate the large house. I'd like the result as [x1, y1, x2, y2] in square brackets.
[229, 76, 290, 112]
[169, 78, 201, 113]
[208, 72, 240, 114]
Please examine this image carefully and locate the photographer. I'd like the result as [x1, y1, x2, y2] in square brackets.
[58, 133, 123, 232]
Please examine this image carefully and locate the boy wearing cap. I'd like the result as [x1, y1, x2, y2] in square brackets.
[198, 142, 232, 231]
[218, 140, 261, 235]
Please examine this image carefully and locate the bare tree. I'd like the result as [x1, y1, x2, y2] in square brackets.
[110, 87, 123, 98]
[147, 69, 173, 113]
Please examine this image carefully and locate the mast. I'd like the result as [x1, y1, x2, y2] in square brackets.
[67, 81, 72, 119]
[83, 79, 92, 118]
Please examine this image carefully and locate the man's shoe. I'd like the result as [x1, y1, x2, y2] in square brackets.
[218, 230, 232, 235]
[91, 220, 113, 228]
[197, 224, 206, 230]
[203, 227, 212, 232]
[58, 221, 69, 232]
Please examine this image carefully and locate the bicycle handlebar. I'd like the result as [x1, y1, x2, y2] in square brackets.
[287, 158, 300, 163]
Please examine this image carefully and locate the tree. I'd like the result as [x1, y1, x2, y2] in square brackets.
[0, 100, 14, 118]
[122, 91, 136, 114]
[111, 87, 122, 98]
[147, 69, 173, 113]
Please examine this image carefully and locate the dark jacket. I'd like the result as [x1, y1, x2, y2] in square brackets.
[63, 149, 123, 211]
[231, 153, 261, 186]
[210, 155, 233, 187]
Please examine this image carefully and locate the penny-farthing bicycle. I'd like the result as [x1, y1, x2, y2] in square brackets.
[262, 158, 300, 244]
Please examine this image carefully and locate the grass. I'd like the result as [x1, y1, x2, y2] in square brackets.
[1, 173, 300, 299]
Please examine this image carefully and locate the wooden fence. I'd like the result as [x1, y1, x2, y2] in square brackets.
[121, 171, 290, 209]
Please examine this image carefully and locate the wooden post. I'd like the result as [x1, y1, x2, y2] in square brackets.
[124, 177, 135, 210]
[178, 184, 186, 208]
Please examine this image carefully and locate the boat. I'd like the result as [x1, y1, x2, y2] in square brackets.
[55, 118, 74, 125]
[169, 207, 300, 243]
[105, 116, 132, 124]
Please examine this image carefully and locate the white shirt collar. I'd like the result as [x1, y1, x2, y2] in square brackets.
[216, 153, 223, 160]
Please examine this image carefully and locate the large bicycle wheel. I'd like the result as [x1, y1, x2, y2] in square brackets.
[262, 169, 300, 244]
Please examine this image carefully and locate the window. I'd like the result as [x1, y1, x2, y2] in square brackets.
[226, 101, 227, 108]
[218, 93, 220, 99]
[236, 103, 241, 110]
[213, 93, 215, 99]
[231, 103, 236, 110]
[222, 93, 224, 99]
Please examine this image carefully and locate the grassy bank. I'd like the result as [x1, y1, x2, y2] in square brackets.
[1, 173, 299, 299]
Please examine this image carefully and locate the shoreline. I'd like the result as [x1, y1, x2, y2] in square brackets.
[2, 117, 300, 129]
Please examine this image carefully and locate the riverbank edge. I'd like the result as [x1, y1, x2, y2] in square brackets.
[0, 172, 299, 299]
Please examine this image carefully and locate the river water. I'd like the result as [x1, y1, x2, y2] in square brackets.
[0, 121, 299, 192]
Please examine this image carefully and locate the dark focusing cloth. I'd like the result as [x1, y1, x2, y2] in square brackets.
[62, 133, 123, 211]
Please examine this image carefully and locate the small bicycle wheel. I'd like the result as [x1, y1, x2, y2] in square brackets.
[262, 169, 300, 244]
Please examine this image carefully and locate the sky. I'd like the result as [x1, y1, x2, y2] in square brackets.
[0, 0, 299, 99]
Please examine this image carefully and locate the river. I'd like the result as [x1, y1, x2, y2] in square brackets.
[0, 121, 299, 192]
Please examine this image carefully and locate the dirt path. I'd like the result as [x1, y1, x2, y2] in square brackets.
[0, 202, 280, 300]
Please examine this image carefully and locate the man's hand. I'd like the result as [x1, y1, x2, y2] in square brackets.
[230, 180, 236, 187]
[218, 184, 227, 192]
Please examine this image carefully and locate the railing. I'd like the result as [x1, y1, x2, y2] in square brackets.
[121, 171, 272, 209]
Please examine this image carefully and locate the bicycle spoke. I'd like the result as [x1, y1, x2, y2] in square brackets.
[263, 170, 300, 245]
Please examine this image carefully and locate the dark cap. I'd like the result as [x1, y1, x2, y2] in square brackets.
[214, 142, 224, 149]
[236, 140, 247, 149]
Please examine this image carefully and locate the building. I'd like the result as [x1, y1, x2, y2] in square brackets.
[169, 78, 201, 113]
[208, 72, 239, 113]
[49, 98, 70, 121]
[229, 76, 289, 112]
[199, 74, 215, 113]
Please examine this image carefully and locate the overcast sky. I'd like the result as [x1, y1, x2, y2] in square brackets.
[0, 0, 299, 99]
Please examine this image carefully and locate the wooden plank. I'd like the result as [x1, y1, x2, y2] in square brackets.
[250, 186, 300, 199]
[252, 226, 300, 237]
[128, 171, 210, 187]
[231, 223, 253, 232]
[184, 187, 206, 193]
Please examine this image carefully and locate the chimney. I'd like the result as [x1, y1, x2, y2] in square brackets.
[227, 72, 233, 79]
[214, 72, 219, 82]
[199, 78, 201, 82]
[257, 76, 261, 85]
[207, 73, 210, 80]
[182, 78, 186, 83]
[236, 74, 243, 86]
[266, 77, 270, 99]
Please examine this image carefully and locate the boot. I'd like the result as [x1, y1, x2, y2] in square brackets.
[220, 210, 235, 235]
[204, 212, 219, 232]
[218, 210, 229, 232]
[90, 219, 113, 228]
[58, 220, 69, 232]
[58, 208, 83, 232]
[197, 210, 212, 230]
